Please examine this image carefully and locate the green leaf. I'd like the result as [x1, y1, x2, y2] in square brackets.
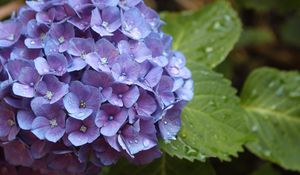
[281, 14, 300, 48]
[161, 1, 241, 68]
[160, 60, 250, 161]
[103, 155, 215, 175]
[241, 68, 300, 171]
[237, 27, 275, 47]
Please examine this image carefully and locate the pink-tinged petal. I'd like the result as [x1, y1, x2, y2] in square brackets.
[12, 83, 35, 98]
[34, 57, 50, 75]
[68, 131, 88, 146]
[17, 111, 34, 130]
[45, 127, 65, 143]
[123, 86, 140, 108]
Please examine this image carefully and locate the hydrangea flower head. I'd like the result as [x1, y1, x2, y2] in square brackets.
[0, 0, 193, 174]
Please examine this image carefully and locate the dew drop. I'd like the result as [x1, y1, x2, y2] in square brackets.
[251, 125, 259, 132]
[30, 40, 36, 45]
[289, 91, 300, 98]
[199, 154, 206, 161]
[213, 21, 221, 30]
[263, 150, 271, 157]
[251, 89, 258, 96]
[224, 15, 231, 21]
[275, 87, 284, 96]
[6, 34, 14, 41]
[205, 47, 213, 53]
[134, 139, 138, 144]
[185, 146, 199, 157]
[163, 121, 168, 125]
[268, 81, 276, 88]
[143, 139, 150, 148]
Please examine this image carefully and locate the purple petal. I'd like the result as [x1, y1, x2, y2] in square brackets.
[12, 83, 35, 98]
[18, 67, 40, 85]
[123, 86, 140, 108]
[17, 111, 35, 130]
[45, 127, 65, 143]
[0, 20, 22, 47]
[68, 131, 88, 146]
[121, 8, 151, 40]
[31, 117, 50, 139]
[158, 103, 184, 140]
[3, 140, 33, 167]
[63, 92, 80, 114]
[67, 38, 95, 57]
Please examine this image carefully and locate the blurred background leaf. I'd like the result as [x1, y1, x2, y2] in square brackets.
[103, 155, 215, 175]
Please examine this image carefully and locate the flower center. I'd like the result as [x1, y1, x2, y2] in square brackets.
[45, 91, 54, 100]
[58, 36, 65, 44]
[108, 116, 114, 121]
[100, 57, 108, 65]
[40, 33, 46, 40]
[7, 119, 15, 127]
[80, 125, 87, 133]
[49, 119, 58, 128]
[169, 66, 180, 75]
[138, 77, 145, 82]
[79, 100, 86, 109]
[81, 52, 87, 60]
[102, 21, 109, 28]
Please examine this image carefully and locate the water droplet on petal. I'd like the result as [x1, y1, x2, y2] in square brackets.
[143, 139, 150, 148]
[6, 34, 14, 41]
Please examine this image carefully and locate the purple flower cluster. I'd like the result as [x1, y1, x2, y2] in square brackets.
[0, 0, 193, 174]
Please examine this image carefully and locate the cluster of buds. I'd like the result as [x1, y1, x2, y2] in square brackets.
[0, 0, 193, 174]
